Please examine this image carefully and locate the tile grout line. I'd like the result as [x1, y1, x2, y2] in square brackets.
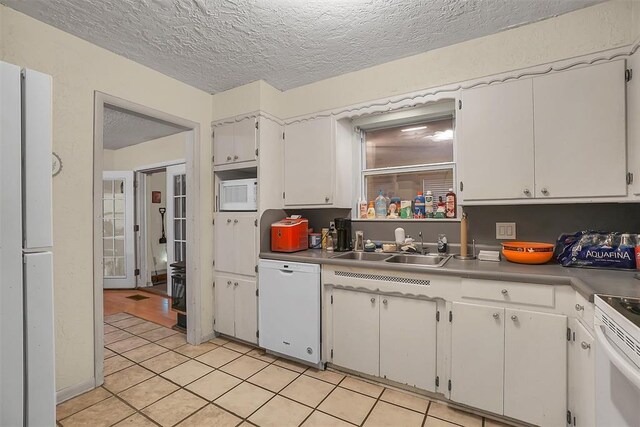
[68, 314, 482, 427]
[421, 400, 431, 426]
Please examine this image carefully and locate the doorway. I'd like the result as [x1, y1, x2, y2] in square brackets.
[93, 93, 202, 387]
[135, 163, 187, 298]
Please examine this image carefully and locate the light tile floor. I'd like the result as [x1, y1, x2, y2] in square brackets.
[57, 313, 514, 427]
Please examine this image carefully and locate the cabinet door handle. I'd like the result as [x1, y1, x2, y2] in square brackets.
[541, 188, 549, 196]
[382, 299, 388, 305]
[234, 219, 238, 224]
[493, 313, 500, 319]
[233, 155, 239, 160]
[523, 189, 531, 196]
[581, 341, 591, 350]
[511, 315, 518, 321]
[227, 218, 232, 223]
[226, 155, 232, 161]
[227, 280, 232, 285]
[234, 282, 239, 287]
[575, 304, 584, 311]
[501, 289, 508, 295]
[325, 196, 330, 203]
[370, 297, 376, 304]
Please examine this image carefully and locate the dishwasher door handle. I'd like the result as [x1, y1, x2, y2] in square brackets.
[279, 269, 294, 274]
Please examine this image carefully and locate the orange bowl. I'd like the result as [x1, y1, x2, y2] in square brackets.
[501, 242, 555, 265]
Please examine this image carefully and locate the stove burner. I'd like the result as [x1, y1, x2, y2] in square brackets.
[621, 299, 640, 316]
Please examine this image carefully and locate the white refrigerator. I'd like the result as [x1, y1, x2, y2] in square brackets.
[0, 61, 56, 426]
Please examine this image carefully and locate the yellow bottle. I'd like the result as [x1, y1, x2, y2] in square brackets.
[366, 201, 376, 219]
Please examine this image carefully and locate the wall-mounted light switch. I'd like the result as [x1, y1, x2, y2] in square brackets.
[496, 222, 516, 240]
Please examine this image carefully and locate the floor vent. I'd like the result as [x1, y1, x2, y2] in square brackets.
[334, 271, 430, 286]
[126, 294, 150, 301]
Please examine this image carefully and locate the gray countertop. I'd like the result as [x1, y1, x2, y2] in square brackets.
[259, 250, 640, 302]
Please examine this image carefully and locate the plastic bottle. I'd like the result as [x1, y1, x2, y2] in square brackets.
[435, 196, 446, 218]
[367, 201, 376, 219]
[425, 191, 434, 218]
[445, 188, 457, 218]
[437, 234, 448, 254]
[358, 199, 368, 219]
[375, 190, 387, 218]
[413, 191, 425, 219]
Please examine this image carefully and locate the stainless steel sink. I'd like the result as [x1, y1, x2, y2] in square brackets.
[385, 253, 451, 267]
[331, 252, 393, 261]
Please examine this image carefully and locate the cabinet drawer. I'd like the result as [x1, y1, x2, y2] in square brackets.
[461, 279, 554, 308]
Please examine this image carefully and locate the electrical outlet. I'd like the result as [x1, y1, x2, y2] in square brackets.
[496, 222, 516, 240]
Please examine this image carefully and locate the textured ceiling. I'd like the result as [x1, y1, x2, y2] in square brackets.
[2, 0, 602, 93]
[103, 105, 188, 150]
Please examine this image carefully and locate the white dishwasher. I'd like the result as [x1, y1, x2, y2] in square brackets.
[258, 259, 321, 365]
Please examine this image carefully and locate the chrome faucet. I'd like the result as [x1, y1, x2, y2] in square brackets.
[419, 231, 425, 255]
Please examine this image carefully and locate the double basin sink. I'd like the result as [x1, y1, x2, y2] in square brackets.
[331, 251, 451, 268]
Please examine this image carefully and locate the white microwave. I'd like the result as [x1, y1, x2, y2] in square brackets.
[219, 178, 257, 211]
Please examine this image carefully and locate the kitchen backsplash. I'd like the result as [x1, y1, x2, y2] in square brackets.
[261, 203, 640, 251]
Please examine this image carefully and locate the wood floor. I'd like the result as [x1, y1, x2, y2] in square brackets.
[104, 289, 176, 328]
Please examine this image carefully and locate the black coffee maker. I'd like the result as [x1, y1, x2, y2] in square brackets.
[334, 218, 353, 252]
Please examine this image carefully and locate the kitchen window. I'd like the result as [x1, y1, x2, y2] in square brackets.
[357, 103, 456, 214]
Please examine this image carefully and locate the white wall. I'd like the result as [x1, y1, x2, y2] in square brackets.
[212, 1, 637, 121]
[0, 5, 214, 395]
[146, 172, 167, 284]
[103, 132, 186, 171]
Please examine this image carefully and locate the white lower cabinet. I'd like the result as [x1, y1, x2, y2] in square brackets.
[503, 308, 567, 427]
[450, 302, 567, 426]
[568, 318, 595, 427]
[214, 273, 258, 344]
[332, 289, 380, 376]
[380, 295, 437, 391]
[451, 302, 505, 415]
[332, 289, 437, 389]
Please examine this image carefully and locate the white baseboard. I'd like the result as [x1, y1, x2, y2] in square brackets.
[56, 378, 95, 404]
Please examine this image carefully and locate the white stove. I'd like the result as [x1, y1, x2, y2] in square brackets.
[594, 295, 640, 426]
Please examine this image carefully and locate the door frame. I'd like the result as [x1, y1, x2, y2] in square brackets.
[93, 92, 201, 387]
[134, 159, 185, 291]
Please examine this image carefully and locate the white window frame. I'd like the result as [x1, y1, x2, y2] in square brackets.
[354, 102, 458, 219]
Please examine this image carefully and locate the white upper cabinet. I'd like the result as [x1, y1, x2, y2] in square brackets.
[459, 79, 535, 201]
[459, 60, 628, 203]
[213, 117, 257, 166]
[283, 116, 352, 207]
[533, 60, 627, 199]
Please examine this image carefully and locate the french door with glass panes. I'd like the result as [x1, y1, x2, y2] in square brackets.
[102, 171, 135, 288]
[166, 164, 186, 297]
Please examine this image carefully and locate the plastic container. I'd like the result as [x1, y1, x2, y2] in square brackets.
[400, 201, 413, 219]
[358, 199, 368, 219]
[445, 188, 457, 218]
[425, 191, 434, 218]
[374, 190, 387, 218]
[435, 196, 446, 218]
[437, 234, 448, 254]
[367, 201, 376, 219]
[414, 192, 425, 219]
